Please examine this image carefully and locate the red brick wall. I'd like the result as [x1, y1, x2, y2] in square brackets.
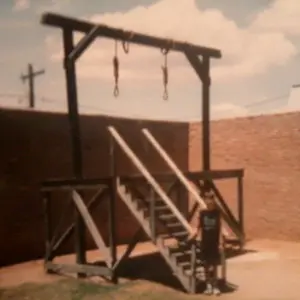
[2, 107, 300, 266]
[0, 108, 189, 266]
[189, 112, 300, 241]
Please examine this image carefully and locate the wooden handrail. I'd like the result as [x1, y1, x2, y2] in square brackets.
[108, 126, 193, 235]
[141, 128, 229, 237]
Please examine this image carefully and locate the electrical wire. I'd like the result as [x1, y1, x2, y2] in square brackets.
[0, 90, 293, 120]
[243, 93, 289, 109]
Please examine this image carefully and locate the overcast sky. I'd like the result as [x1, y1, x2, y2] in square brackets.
[0, 0, 300, 120]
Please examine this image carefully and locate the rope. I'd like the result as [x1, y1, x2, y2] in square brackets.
[113, 40, 119, 97]
[161, 51, 169, 101]
[160, 40, 174, 101]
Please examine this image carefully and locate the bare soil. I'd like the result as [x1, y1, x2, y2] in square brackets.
[1, 239, 300, 300]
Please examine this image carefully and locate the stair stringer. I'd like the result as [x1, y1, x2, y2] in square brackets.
[117, 182, 197, 293]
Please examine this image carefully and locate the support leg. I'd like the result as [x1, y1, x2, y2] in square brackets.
[62, 28, 86, 274]
[237, 176, 245, 249]
[43, 192, 53, 267]
[109, 136, 118, 283]
[149, 186, 156, 240]
[201, 56, 211, 193]
[189, 241, 197, 294]
[109, 182, 118, 283]
[74, 191, 86, 276]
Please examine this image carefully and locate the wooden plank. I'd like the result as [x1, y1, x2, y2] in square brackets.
[41, 178, 109, 191]
[237, 176, 245, 247]
[43, 192, 52, 262]
[63, 29, 87, 269]
[189, 242, 197, 293]
[50, 196, 73, 252]
[72, 190, 111, 267]
[209, 182, 243, 240]
[141, 128, 229, 237]
[45, 262, 111, 277]
[201, 56, 211, 173]
[74, 191, 86, 268]
[42, 185, 105, 191]
[187, 169, 244, 180]
[118, 169, 244, 183]
[41, 13, 222, 58]
[149, 186, 156, 240]
[108, 126, 193, 235]
[52, 187, 109, 253]
[109, 136, 118, 282]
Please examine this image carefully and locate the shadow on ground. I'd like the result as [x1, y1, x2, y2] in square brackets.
[93, 247, 256, 294]
[225, 247, 256, 260]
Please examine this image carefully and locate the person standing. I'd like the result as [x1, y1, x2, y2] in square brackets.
[189, 191, 223, 296]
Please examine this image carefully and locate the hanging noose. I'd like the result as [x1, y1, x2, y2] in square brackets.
[122, 31, 134, 54]
[161, 48, 169, 101]
[113, 40, 119, 97]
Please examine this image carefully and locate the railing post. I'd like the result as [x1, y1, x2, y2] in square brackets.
[190, 240, 197, 293]
[149, 186, 156, 240]
[237, 175, 245, 248]
[43, 191, 52, 264]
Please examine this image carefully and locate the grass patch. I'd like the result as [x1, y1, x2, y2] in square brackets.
[0, 278, 210, 300]
[0, 279, 135, 300]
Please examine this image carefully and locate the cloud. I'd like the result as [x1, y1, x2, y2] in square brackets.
[251, 0, 300, 37]
[36, 0, 72, 14]
[45, 0, 298, 85]
[0, 20, 32, 29]
[13, 0, 30, 11]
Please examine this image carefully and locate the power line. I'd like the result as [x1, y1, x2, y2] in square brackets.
[0, 93, 26, 98]
[40, 96, 199, 121]
[0, 90, 292, 119]
[243, 93, 289, 109]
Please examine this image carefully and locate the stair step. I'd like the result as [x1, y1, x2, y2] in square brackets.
[156, 205, 169, 211]
[160, 231, 188, 240]
[169, 242, 191, 252]
[169, 245, 200, 262]
[178, 259, 202, 269]
[184, 265, 204, 276]
[141, 205, 169, 214]
[118, 182, 198, 293]
[166, 222, 182, 229]
[172, 247, 200, 256]
[159, 214, 177, 221]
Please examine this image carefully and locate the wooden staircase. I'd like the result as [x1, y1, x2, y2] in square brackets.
[117, 181, 203, 293]
[108, 125, 242, 293]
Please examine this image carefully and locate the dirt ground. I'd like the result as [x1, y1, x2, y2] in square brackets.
[1, 239, 300, 300]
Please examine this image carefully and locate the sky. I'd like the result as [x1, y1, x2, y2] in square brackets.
[0, 0, 300, 121]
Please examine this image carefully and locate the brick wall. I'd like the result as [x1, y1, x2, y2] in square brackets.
[1, 107, 300, 266]
[0, 108, 188, 266]
[189, 112, 300, 241]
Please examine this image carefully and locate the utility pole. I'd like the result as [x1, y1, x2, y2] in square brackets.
[20, 63, 45, 108]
